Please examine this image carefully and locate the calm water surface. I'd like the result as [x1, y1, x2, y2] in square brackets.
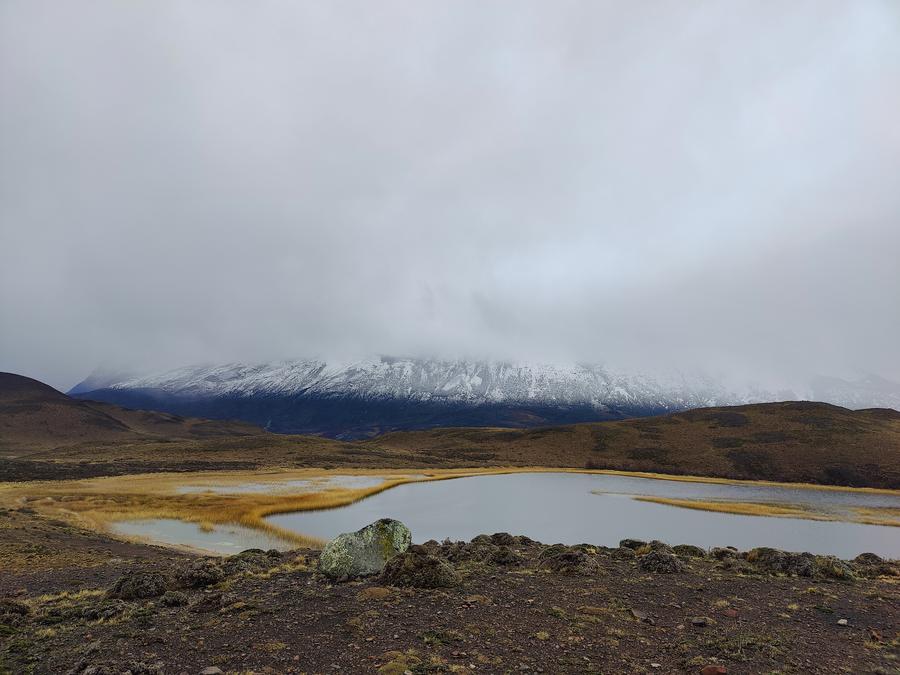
[111, 519, 293, 555]
[267, 473, 900, 558]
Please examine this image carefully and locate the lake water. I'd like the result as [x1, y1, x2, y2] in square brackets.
[267, 472, 900, 558]
[111, 519, 294, 555]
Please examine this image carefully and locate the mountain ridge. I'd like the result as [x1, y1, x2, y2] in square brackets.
[68, 357, 900, 438]
[0, 371, 262, 451]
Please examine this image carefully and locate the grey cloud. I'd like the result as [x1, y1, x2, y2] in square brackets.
[1, 0, 899, 390]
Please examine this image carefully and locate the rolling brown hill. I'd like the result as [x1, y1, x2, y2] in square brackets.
[368, 401, 900, 489]
[3, 372, 899, 489]
[0, 372, 263, 453]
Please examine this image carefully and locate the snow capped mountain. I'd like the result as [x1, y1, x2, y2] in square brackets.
[89, 357, 749, 409]
[69, 357, 900, 438]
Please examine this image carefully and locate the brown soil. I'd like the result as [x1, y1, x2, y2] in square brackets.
[1, 509, 898, 674]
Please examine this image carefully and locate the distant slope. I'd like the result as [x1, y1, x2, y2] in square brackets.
[70, 357, 900, 438]
[0, 372, 263, 452]
[68, 357, 757, 437]
[369, 401, 900, 489]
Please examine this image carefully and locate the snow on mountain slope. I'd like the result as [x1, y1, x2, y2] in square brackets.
[85, 357, 751, 410]
[68, 358, 899, 438]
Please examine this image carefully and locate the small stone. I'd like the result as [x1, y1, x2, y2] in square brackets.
[722, 608, 739, 618]
[199, 668, 224, 675]
[837, 618, 849, 626]
[651, 663, 662, 668]
[691, 616, 713, 627]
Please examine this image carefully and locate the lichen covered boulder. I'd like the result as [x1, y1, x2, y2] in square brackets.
[319, 518, 412, 580]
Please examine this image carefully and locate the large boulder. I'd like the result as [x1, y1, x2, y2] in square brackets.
[319, 518, 412, 580]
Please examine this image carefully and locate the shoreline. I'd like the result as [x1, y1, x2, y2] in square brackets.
[4, 466, 899, 554]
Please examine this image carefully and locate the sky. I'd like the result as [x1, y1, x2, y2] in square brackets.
[1, 1, 899, 391]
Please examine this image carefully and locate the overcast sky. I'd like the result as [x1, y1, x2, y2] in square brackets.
[1, 1, 899, 391]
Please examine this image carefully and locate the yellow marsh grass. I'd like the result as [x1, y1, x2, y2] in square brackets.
[2, 466, 898, 551]
[850, 506, 900, 527]
[635, 496, 900, 527]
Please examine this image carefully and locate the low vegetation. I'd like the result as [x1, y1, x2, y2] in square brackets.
[1, 526, 897, 674]
[3, 371, 899, 490]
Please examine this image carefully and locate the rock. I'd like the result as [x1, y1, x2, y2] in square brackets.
[379, 547, 460, 588]
[700, 666, 727, 675]
[489, 532, 516, 546]
[746, 547, 815, 577]
[837, 618, 849, 626]
[611, 546, 637, 559]
[443, 540, 497, 563]
[852, 552, 899, 578]
[108, 571, 168, 600]
[200, 668, 224, 675]
[222, 549, 279, 575]
[814, 556, 856, 580]
[854, 552, 883, 565]
[629, 608, 655, 625]
[160, 590, 189, 607]
[709, 547, 738, 560]
[691, 616, 714, 627]
[673, 544, 707, 558]
[619, 538, 647, 550]
[638, 551, 684, 574]
[319, 518, 411, 580]
[489, 546, 524, 566]
[177, 559, 226, 588]
[540, 549, 603, 576]
[538, 543, 569, 559]
[644, 540, 674, 554]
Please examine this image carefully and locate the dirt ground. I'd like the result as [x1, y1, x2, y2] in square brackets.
[1, 507, 898, 675]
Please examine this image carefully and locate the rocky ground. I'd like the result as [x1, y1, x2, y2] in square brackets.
[1, 508, 898, 674]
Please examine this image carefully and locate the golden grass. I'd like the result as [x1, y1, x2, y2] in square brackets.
[850, 506, 900, 527]
[2, 465, 898, 553]
[634, 496, 900, 527]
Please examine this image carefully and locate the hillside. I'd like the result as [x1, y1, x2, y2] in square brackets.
[370, 401, 900, 489]
[0, 372, 263, 453]
[4, 372, 900, 489]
